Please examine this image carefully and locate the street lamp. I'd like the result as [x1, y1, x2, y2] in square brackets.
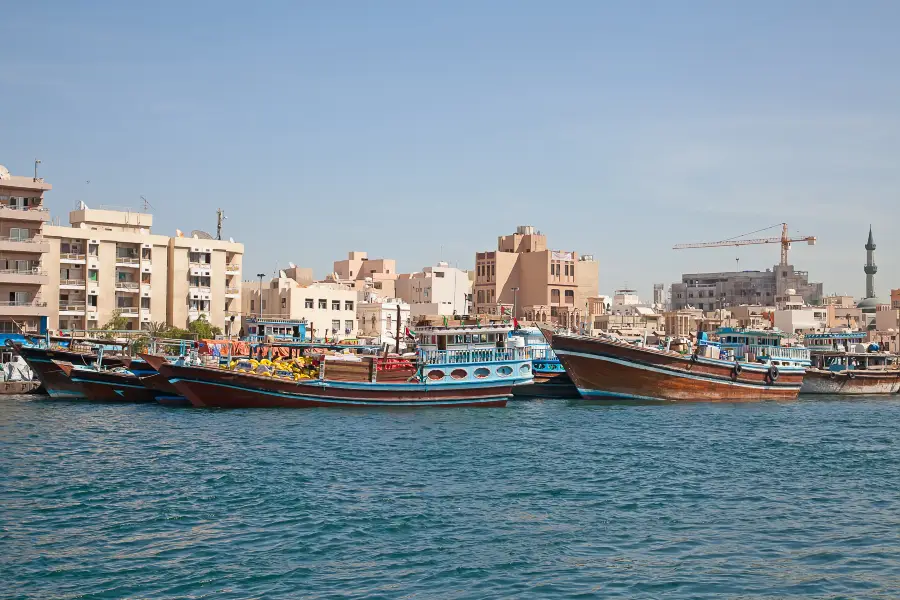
[257, 273, 265, 319]
[511, 287, 519, 321]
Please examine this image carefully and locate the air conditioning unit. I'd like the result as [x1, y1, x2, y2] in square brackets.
[89, 240, 99, 245]
[141, 243, 151, 249]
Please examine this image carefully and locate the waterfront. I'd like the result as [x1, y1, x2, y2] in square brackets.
[3, 396, 900, 598]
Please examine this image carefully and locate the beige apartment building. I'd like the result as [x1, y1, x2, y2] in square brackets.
[329, 251, 398, 297]
[0, 165, 52, 334]
[242, 274, 358, 340]
[167, 235, 243, 334]
[42, 207, 242, 333]
[473, 226, 599, 328]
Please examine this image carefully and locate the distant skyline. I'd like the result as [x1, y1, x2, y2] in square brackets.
[4, 0, 899, 301]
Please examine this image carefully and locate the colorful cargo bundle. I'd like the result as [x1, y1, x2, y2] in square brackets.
[222, 356, 321, 381]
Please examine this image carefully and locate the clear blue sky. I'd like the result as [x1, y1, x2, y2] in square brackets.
[4, 1, 899, 300]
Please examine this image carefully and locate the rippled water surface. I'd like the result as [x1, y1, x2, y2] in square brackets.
[3, 395, 900, 599]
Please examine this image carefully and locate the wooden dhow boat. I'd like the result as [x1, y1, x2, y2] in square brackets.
[8, 339, 132, 399]
[548, 328, 808, 402]
[508, 326, 578, 398]
[801, 332, 900, 395]
[142, 324, 533, 408]
[53, 360, 159, 403]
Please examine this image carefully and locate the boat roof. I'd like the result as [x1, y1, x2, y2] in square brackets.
[415, 324, 511, 335]
[717, 327, 787, 338]
[247, 342, 382, 351]
[804, 332, 867, 339]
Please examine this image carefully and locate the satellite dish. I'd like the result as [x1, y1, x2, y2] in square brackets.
[0, 165, 9, 180]
[190, 230, 213, 240]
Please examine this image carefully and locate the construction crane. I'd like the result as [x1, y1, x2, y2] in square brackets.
[673, 223, 816, 266]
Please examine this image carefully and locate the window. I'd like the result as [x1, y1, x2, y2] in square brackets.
[318, 299, 327, 309]
[305, 298, 313, 309]
[89, 295, 98, 307]
[345, 301, 354, 311]
[435, 272, 444, 278]
[387, 315, 392, 330]
[477, 290, 484, 304]
[345, 320, 354, 332]
[9, 228, 28, 241]
[332, 300, 340, 310]
[564, 290, 575, 304]
[141, 297, 150, 309]
[262, 300, 267, 310]
[250, 300, 255, 311]
[281, 298, 287, 309]
[491, 264, 495, 278]
[331, 319, 340, 332]
[551, 289, 561, 303]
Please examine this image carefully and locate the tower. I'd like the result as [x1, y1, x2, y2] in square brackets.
[864, 225, 877, 299]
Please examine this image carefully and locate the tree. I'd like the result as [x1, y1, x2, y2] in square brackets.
[188, 315, 222, 340]
[102, 309, 129, 331]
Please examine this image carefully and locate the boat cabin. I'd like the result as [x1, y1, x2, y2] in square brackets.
[715, 327, 811, 367]
[244, 317, 307, 342]
[803, 332, 868, 353]
[814, 351, 899, 372]
[415, 324, 510, 352]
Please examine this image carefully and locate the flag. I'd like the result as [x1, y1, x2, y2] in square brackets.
[405, 326, 415, 339]
[442, 315, 448, 327]
[513, 317, 519, 329]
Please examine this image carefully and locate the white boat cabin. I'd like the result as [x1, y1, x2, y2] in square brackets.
[415, 324, 512, 352]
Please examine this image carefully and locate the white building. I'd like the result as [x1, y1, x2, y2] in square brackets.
[774, 307, 828, 334]
[358, 298, 411, 346]
[395, 262, 471, 317]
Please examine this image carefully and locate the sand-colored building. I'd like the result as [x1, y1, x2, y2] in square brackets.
[242, 275, 358, 341]
[329, 251, 398, 298]
[473, 226, 598, 329]
[0, 164, 52, 334]
[42, 206, 242, 333]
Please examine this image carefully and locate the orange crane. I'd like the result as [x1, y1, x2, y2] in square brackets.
[673, 223, 816, 266]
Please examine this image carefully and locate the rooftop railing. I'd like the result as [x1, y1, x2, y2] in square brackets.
[0, 268, 46, 276]
[60, 253, 86, 260]
[0, 300, 47, 307]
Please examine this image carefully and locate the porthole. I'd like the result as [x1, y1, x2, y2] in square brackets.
[474, 367, 490, 379]
[427, 370, 445, 381]
[450, 368, 468, 380]
[497, 366, 513, 377]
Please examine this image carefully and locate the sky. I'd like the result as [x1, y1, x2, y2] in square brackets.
[3, 0, 899, 301]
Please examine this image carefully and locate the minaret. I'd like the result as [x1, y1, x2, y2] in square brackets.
[864, 225, 877, 299]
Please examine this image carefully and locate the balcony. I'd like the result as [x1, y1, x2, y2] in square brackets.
[0, 205, 50, 222]
[60, 253, 87, 264]
[0, 268, 48, 285]
[116, 306, 139, 317]
[0, 300, 48, 316]
[115, 256, 140, 268]
[225, 263, 241, 274]
[59, 304, 86, 316]
[0, 235, 50, 253]
[189, 286, 212, 296]
[225, 286, 240, 297]
[115, 281, 140, 293]
[189, 265, 212, 277]
[60, 278, 86, 289]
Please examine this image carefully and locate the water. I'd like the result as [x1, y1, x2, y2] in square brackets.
[3, 395, 900, 599]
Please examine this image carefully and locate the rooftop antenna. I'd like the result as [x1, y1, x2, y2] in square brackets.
[33, 159, 41, 182]
[736, 257, 740, 271]
[140, 195, 155, 213]
[216, 208, 226, 240]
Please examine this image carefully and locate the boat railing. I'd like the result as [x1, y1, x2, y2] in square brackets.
[420, 347, 529, 365]
[749, 344, 810, 361]
[527, 346, 557, 361]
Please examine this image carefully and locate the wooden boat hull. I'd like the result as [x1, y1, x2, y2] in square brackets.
[53, 361, 158, 403]
[551, 334, 803, 403]
[801, 369, 900, 395]
[137, 371, 188, 405]
[10, 344, 129, 399]
[0, 380, 41, 394]
[151, 360, 510, 408]
[512, 370, 579, 398]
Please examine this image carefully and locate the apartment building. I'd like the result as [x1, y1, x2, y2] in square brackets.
[395, 262, 471, 317]
[329, 251, 398, 298]
[242, 275, 358, 341]
[473, 226, 599, 329]
[0, 165, 51, 334]
[167, 236, 243, 334]
[42, 206, 242, 333]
